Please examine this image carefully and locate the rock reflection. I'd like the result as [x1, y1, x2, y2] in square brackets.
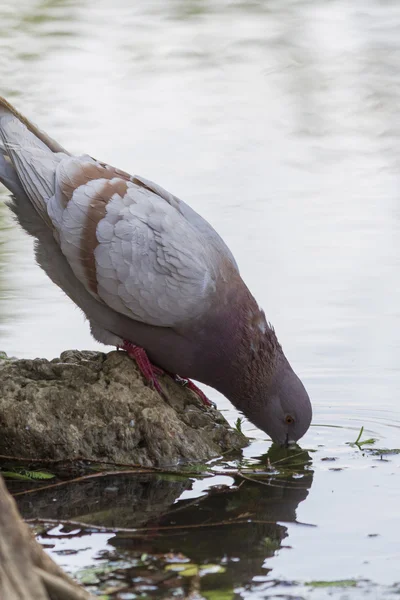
[15, 474, 190, 528]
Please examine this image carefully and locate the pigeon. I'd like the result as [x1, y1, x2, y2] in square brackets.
[0, 96, 312, 446]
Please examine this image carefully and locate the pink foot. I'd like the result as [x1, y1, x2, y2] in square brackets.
[174, 376, 215, 408]
[122, 341, 165, 396]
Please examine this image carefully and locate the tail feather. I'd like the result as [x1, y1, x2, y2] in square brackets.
[0, 97, 68, 227]
[0, 149, 25, 198]
[0, 96, 68, 154]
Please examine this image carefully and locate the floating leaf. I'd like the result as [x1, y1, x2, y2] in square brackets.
[348, 426, 377, 448]
[76, 568, 101, 585]
[307, 580, 357, 588]
[76, 565, 116, 585]
[1, 471, 34, 481]
[27, 470, 55, 480]
[165, 563, 198, 577]
[1, 469, 55, 481]
[203, 589, 235, 600]
[200, 564, 226, 576]
[180, 565, 199, 577]
[358, 439, 377, 446]
[165, 562, 226, 578]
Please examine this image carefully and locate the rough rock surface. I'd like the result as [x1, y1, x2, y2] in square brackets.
[0, 350, 247, 466]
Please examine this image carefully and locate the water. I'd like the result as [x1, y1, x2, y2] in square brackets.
[1, 0, 400, 597]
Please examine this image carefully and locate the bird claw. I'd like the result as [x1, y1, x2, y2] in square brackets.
[174, 375, 216, 408]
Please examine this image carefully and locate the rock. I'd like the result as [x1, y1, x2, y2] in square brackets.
[0, 350, 247, 466]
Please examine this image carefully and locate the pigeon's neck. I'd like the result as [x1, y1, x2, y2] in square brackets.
[193, 283, 282, 408]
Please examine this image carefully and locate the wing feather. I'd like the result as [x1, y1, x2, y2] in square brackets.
[47, 156, 232, 327]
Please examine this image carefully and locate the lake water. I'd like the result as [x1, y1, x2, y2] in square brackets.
[1, 0, 400, 598]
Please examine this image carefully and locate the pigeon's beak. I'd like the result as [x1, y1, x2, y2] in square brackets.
[283, 434, 296, 448]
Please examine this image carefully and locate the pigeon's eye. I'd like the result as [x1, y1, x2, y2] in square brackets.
[285, 415, 295, 425]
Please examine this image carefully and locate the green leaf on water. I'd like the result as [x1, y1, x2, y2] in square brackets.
[307, 580, 357, 588]
[76, 565, 117, 585]
[165, 563, 198, 577]
[27, 470, 55, 480]
[76, 567, 101, 585]
[354, 426, 364, 445]
[1, 471, 35, 481]
[203, 589, 235, 600]
[180, 565, 199, 577]
[165, 563, 226, 577]
[348, 426, 377, 448]
[200, 564, 226, 576]
[1, 469, 55, 481]
[359, 438, 376, 446]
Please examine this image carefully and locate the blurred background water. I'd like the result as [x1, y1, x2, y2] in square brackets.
[2, 1, 400, 598]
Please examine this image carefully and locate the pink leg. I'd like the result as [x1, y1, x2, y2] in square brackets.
[122, 341, 165, 396]
[121, 341, 215, 408]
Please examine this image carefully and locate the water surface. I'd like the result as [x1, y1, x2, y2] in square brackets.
[1, 0, 400, 598]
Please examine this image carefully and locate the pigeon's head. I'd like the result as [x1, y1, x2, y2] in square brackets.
[252, 355, 312, 446]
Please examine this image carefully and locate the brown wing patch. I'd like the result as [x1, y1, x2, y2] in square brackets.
[80, 178, 128, 294]
[58, 161, 130, 208]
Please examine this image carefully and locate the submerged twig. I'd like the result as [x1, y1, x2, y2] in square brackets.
[237, 471, 310, 490]
[27, 515, 315, 534]
[7, 445, 312, 498]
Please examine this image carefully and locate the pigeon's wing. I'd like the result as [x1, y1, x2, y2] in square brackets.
[0, 95, 237, 328]
[131, 175, 239, 272]
[47, 155, 235, 327]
